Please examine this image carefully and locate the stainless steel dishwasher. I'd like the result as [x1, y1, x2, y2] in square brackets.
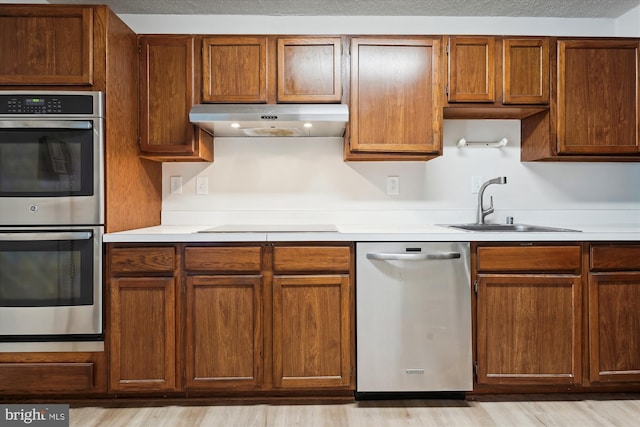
[356, 242, 472, 397]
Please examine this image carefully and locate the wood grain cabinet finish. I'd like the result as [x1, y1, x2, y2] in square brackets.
[0, 5, 93, 85]
[503, 38, 549, 104]
[139, 35, 213, 161]
[202, 36, 268, 103]
[475, 244, 583, 387]
[107, 245, 179, 393]
[185, 275, 262, 390]
[446, 37, 549, 105]
[588, 245, 640, 384]
[183, 244, 354, 392]
[347, 36, 443, 160]
[277, 37, 342, 103]
[201, 35, 342, 104]
[0, 352, 106, 395]
[447, 37, 496, 103]
[183, 245, 263, 390]
[272, 274, 351, 389]
[556, 40, 640, 156]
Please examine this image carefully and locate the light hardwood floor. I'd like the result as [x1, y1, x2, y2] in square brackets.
[69, 394, 640, 427]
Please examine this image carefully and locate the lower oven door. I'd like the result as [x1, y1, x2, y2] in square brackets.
[0, 226, 102, 340]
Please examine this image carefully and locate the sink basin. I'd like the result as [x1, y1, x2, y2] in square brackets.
[444, 224, 581, 232]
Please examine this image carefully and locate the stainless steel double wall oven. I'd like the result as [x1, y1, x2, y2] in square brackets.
[0, 91, 104, 349]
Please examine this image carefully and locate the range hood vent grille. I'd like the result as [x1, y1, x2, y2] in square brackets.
[189, 104, 349, 138]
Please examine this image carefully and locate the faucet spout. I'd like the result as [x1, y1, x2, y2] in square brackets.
[476, 176, 507, 224]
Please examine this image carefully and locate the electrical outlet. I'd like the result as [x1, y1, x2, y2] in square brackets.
[387, 176, 400, 195]
[471, 176, 484, 194]
[170, 176, 182, 194]
[196, 176, 208, 195]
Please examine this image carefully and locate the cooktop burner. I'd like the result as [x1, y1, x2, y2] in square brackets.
[198, 224, 338, 233]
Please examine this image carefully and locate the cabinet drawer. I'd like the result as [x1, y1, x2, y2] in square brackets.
[477, 245, 581, 272]
[184, 247, 262, 272]
[273, 246, 351, 273]
[590, 245, 640, 271]
[0, 363, 94, 393]
[110, 247, 175, 274]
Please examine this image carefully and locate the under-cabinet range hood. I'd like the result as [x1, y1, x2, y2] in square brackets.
[189, 104, 348, 137]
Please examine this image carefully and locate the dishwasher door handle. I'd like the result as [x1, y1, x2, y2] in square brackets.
[366, 251, 461, 261]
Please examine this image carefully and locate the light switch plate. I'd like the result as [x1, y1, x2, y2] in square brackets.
[170, 176, 182, 194]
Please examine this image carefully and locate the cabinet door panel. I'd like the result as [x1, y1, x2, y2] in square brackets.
[185, 275, 262, 390]
[0, 6, 93, 85]
[109, 277, 177, 392]
[588, 272, 640, 383]
[277, 37, 342, 103]
[202, 36, 268, 103]
[350, 37, 442, 154]
[503, 39, 549, 104]
[557, 40, 640, 154]
[139, 35, 213, 161]
[448, 37, 495, 102]
[273, 275, 351, 388]
[476, 275, 582, 385]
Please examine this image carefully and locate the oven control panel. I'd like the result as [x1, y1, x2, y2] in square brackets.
[0, 93, 97, 115]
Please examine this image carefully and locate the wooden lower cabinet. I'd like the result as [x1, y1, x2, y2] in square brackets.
[182, 243, 355, 394]
[272, 274, 351, 389]
[476, 274, 582, 386]
[185, 275, 263, 390]
[474, 243, 583, 389]
[587, 244, 640, 385]
[0, 352, 106, 395]
[107, 245, 180, 393]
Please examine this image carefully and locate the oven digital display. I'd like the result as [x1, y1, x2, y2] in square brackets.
[25, 98, 45, 106]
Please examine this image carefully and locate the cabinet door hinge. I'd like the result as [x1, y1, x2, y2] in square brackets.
[446, 42, 450, 55]
[474, 279, 478, 293]
[445, 84, 449, 96]
[138, 44, 142, 54]
[474, 362, 478, 377]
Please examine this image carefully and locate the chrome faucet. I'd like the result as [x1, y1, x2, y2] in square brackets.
[476, 177, 507, 224]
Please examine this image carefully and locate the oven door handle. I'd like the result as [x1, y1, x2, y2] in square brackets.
[0, 231, 93, 241]
[0, 120, 93, 130]
[366, 251, 461, 261]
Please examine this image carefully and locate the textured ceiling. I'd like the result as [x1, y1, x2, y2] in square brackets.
[47, 0, 640, 18]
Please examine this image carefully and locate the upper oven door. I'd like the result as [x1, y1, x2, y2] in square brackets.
[0, 118, 104, 225]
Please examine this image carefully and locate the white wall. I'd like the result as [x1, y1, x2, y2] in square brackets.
[161, 120, 640, 225]
[616, 4, 640, 36]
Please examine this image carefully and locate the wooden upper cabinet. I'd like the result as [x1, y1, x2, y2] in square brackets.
[447, 36, 549, 105]
[557, 39, 640, 155]
[0, 5, 93, 85]
[201, 35, 342, 104]
[277, 37, 342, 102]
[139, 35, 213, 161]
[447, 37, 495, 102]
[202, 36, 268, 103]
[503, 38, 549, 104]
[348, 37, 442, 159]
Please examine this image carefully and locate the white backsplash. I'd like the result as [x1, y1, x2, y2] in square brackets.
[162, 120, 640, 227]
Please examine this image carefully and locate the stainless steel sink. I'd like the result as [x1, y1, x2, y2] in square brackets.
[444, 224, 581, 232]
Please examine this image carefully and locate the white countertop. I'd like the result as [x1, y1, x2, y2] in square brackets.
[103, 223, 640, 243]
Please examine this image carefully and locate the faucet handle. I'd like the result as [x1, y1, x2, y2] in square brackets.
[485, 196, 495, 215]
